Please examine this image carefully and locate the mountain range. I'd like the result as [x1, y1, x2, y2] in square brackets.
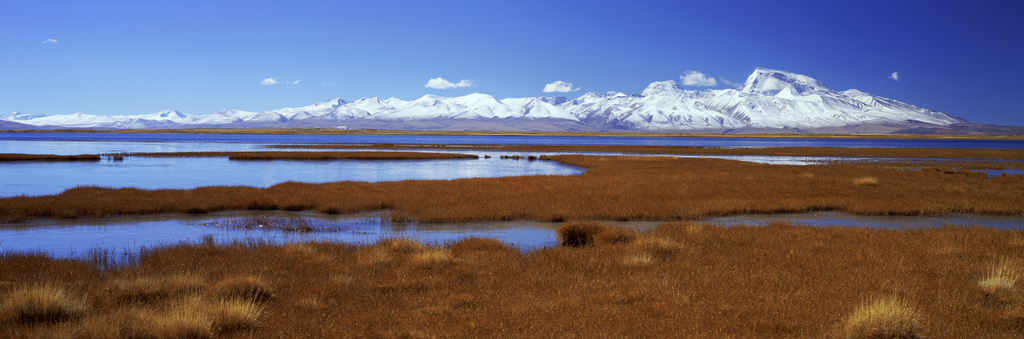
[1, 68, 983, 133]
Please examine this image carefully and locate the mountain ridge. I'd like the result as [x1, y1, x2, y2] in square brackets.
[2, 68, 977, 133]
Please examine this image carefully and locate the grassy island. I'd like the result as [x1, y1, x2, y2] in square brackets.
[2, 148, 1023, 338]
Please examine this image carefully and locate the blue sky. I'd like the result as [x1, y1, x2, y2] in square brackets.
[2, 0, 1022, 126]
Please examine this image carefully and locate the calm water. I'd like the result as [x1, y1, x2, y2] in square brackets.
[0, 140, 584, 197]
[4, 133, 1023, 197]
[2, 133, 1022, 257]
[3, 211, 1021, 257]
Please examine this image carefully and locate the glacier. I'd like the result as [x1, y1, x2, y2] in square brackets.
[2, 68, 969, 132]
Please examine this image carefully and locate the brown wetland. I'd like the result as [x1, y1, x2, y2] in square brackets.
[2, 133, 1024, 338]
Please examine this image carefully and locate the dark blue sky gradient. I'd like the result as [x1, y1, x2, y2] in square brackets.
[2, 0, 1021, 125]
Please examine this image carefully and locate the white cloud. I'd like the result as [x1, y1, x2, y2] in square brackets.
[424, 77, 476, 90]
[261, 77, 279, 85]
[680, 70, 717, 87]
[42, 39, 57, 44]
[542, 80, 579, 93]
[290, 79, 300, 85]
[889, 71, 900, 82]
[719, 77, 741, 88]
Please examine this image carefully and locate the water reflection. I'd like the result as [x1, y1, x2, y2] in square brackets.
[1, 153, 584, 197]
[2, 210, 1020, 258]
[702, 211, 1024, 229]
[4, 139, 1017, 197]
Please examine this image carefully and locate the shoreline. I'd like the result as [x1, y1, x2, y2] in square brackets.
[4, 154, 1022, 224]
[4, 127, 1024, 140]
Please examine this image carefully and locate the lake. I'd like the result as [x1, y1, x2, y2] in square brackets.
[2, 132, 1022, 257]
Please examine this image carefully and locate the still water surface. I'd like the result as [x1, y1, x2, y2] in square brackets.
[3, 211, 1021, 258]
[2, 133, 1022, 257]
[0, 139, 584, 197]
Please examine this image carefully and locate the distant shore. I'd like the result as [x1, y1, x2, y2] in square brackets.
[3, 127, 1024, 140]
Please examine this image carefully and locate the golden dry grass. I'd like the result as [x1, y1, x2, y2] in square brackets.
[979, 258, 1019, 295]
[854, 176, 880, 186]
[3, 155, 1022, 224]
[841, 296, 922, 339]
[0, 284, 88, 325]
[211, 275, 274, 302]
[3, 147, 1024, 337]
[107, 272, 205, 303]
[3, 223, 1023, 338]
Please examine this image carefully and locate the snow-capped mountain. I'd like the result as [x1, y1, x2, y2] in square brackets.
[3, 111, 48, 121]
[3, 68, 970, 132]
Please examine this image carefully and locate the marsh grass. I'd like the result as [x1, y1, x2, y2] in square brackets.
[0, 284, 88, 325]
[0, 153, 101, 162]
[211, 275, 274, 302]
[2, 224, 1024, 337]
[108, 272, 205, 304]
[556, 221, 608, 247]
[854, 176, 880, 186]
[841, 297, 922, 339]
[5, 155, 1022, 224]
[979, 258, 1020, 307]
[979, 258, 1018, 294]
[206, 298, 263, 333]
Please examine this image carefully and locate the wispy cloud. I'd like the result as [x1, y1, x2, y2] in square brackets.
[424, 77, 475, 90]
[889, 71, 900, 82]
[290, 79, 300, 85]
[261, 77, 279, 85]
[42, 39, 57, 44]
[542, 80, 579, 93]
[680, 70, 717, 87]
[719, 77, 741, 88]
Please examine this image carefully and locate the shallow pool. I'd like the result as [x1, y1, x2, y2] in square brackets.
[3, 210, 1020, 258]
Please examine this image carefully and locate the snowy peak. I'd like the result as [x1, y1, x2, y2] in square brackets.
[139, 110, 191, 121]
[314, 98, 347, 108]
[641, 80, 683, 96]
[741, 68, 833, 96]
[4, 111, 48, 121]
[2, 68, 971, 132]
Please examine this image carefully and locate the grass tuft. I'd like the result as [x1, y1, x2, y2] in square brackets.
[979, 258, 1019, 306]
[207, 298, 262, 333]
[556, 221, 609, 247]
[377, 237, 425, 254]
[212, 275, 274, 302]
[594, 227, 637, 245]
[1, 283, 88, 325]
[979, 258, 1018, 294]
[633, 236, 682, 260]
[153, 295, 215, 338]
[411, 248, 453, 265]
[622, 252, 655, 266]
[854, 176, 880, 186]
[841, 296, 922, 339]
[109, 272, 205, 303]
